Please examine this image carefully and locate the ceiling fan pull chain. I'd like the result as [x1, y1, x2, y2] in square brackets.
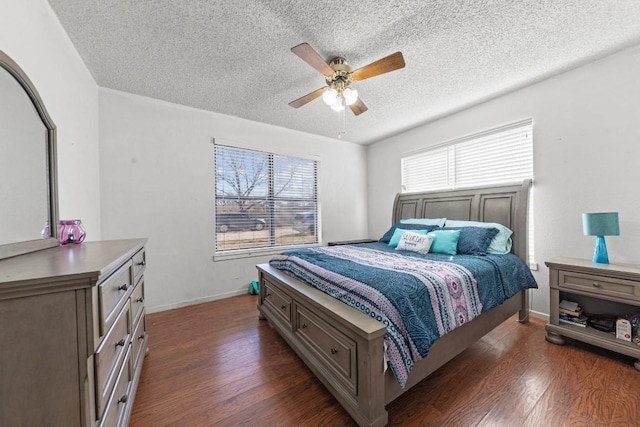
[337, 104, 347, 139]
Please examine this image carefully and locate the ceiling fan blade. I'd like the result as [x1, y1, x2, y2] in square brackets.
[291, 43, 334, 77]
[349, 98, 368, 116]
[288, 87, 326, 108]
[351, 52, 405, 81]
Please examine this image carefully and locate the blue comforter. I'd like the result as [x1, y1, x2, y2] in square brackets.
[269, 242, 537, 387]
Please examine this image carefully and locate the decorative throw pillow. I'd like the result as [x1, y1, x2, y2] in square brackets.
[395, 231, 434, 254]
[388, 228, 430, 248]
[378, 223, 440, 244]
[443, 220, 513, 254]
[426, 229, 461, 255]
[399, 217, 447, 227]
[443, 226, 499, 255]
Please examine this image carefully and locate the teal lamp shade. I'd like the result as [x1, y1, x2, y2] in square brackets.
[582, 212, 620, 264]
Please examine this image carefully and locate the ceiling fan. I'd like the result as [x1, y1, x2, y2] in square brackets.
[288, 43, 406, 116]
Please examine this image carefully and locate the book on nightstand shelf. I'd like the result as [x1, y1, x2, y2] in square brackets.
[558, 299, 587, 327]
[559, 314, 588, 327]
[559, 299, 583, 317]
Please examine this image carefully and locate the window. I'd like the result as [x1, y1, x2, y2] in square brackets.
[401, 119, 535, 265]
[215, 144, 318, 253]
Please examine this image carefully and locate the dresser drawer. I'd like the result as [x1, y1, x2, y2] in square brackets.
[95, 302, 131, 419]
[99, 260, 133, 335]
[263, 279, 292, 326]
[130, 276, 145, 325]
[132, 248, 146, 282]
[98, 346, 132, 427]
[131, 310, 147, 373]
[559, 270, 640, 302]
[295, 304, 357, 395]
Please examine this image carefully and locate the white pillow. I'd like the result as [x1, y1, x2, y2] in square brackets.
[395, 231, 435, 254]
[443, 220, 513, 254]
[400, 217, 446, 227]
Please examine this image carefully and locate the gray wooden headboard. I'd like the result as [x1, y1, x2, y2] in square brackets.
[392, 179, 532, 262]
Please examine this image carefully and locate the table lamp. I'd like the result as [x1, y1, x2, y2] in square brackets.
[582, 212, 619, 264]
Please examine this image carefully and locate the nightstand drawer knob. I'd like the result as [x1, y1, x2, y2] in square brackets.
[592, 282, 600, 287]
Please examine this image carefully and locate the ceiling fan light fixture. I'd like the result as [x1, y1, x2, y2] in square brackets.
[322, 88, 338, 106]
[330, 100, 345, 112]
[343, 88, 358, 106]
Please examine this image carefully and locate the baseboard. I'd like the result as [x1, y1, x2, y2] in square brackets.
[146, 289, 249, 314]
[529, 309, 548, 322]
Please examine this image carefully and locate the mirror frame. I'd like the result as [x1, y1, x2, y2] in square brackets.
[0, 49, 59, 259]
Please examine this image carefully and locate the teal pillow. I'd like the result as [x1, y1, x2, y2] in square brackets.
[388, 228, 429, 248]
[427, 229, 461, 255]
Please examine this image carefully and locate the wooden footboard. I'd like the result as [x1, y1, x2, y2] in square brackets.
[257, 263, 529, 426]
[257, 264, 389, 427]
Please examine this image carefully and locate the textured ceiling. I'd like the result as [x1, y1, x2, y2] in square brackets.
[47, 0, 640, 145]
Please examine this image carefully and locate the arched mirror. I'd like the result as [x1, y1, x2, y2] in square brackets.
[0, 50, 59, 259]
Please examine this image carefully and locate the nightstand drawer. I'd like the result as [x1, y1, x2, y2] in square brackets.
[559, 270, 640, 302]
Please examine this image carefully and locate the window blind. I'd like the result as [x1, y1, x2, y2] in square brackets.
[215, 145, 318, 253]
[401, 119, 535, 264]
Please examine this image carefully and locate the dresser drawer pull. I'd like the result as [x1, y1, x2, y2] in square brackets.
[118, 395, 128, 404]
[136, 297, 144, 303]
[330, 347, 338, 355]
[115, 338, 126, 347]
[301, 323, 308, 329]
[137, 261, 145, 266]
[280, 304, 286, 310]
[138, 333, 146, 340]
[118, 283, 129, 291]
[592, 282, 600, 287]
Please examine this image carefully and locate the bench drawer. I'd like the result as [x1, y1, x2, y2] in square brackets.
[295, 304, 357, 395]
[263, 279, 292, 326]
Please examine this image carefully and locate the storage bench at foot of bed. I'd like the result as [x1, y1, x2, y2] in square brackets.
[257, 264, 388, 427]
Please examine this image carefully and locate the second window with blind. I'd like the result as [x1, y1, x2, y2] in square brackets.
[215, 144, 318, 254]
[400, 119, 535, 265]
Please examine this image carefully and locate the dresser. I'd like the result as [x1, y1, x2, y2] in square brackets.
[0, 239, 148, 426]
[545, 257, 640, 370]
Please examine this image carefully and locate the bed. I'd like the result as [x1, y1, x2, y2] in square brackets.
[256, 179, 534, 426]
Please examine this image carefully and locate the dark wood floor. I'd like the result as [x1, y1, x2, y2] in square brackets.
[130, 295, 640, 427]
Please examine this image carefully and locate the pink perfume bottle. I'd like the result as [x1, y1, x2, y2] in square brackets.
[58, 220, 86, 245]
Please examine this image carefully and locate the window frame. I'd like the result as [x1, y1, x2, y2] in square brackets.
[214, 143, 319, 259]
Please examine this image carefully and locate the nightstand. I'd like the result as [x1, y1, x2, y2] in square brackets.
[545, 257, 640, 370]
[327, 239, 377, 246]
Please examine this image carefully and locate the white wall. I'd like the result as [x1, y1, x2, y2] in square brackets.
[0, 0, 101, 239]
[99, 89, 368, 312]
[367, 44, 640, 316]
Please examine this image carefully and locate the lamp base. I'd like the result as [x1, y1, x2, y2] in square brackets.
[593, 235, 609, 264]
